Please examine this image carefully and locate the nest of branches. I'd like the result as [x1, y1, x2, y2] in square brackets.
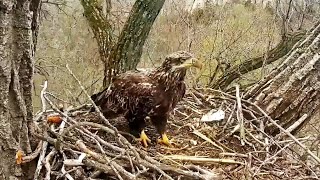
[20, 73, 319, 179]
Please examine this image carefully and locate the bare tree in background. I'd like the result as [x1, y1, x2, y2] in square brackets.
[0, 0, 41, 179]
[210, 30, 306, 90]
[274, 0, 320, 34]
[210, 0, 320, 90]
[81, 0, 165, 86]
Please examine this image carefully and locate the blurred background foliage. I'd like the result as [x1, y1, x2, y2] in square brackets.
[33, 0, 319, 112]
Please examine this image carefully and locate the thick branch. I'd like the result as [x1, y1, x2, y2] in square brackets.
[211, 31, 305, 90]
[80, 0, 113, 62]
[104, 0, 165, 86]
[0, 0, 40, 178]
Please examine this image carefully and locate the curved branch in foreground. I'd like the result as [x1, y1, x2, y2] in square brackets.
[210, 31, 306, 90]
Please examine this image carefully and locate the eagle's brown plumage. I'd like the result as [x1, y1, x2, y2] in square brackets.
[91, 51, 202, 147]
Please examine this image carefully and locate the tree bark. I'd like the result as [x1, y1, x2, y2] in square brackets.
[244, 22, 320, 135]
[210, 31, 306, 90]
[0, 0, 40, 179]
[107, 0, 165, 83]
[80, 0, 113, 69]
[80, 0, 165, 87]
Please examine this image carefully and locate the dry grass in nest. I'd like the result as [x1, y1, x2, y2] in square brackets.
[19, 85, 319, 180]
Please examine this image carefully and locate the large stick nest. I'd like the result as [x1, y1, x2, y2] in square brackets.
[21, 83, 319, 180]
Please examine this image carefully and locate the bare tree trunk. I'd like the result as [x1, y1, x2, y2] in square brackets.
[0, 0, 40, 179]
[104, 0, 165, 86]
[244, 22, 320, 135]
[80, 0, 113, 75]
[80, 0, 165, 87]
[107, 0, 165, 82]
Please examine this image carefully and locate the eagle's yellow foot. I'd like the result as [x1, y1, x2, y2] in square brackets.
[157, 133, 172, 147]
[137, 130, 151, 147]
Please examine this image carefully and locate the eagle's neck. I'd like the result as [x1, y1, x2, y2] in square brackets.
[150, 67, 187, 91]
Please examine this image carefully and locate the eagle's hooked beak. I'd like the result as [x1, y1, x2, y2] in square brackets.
[179, 57, 203, 69]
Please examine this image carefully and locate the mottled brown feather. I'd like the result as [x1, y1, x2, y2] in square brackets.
[91, 51, 194, 138]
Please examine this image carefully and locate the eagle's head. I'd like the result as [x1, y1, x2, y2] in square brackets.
[161, 51, 203, 71]
[153, 51, 203, 83]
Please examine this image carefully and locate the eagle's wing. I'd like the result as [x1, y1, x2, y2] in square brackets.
[112, 72, 155, 96]
[94, 71, 157, 117]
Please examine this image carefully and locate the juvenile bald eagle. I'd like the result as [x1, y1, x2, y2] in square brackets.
[91, 51, 202, 147]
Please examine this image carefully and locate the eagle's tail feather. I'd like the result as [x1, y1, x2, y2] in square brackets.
[89, 85, 112, 112]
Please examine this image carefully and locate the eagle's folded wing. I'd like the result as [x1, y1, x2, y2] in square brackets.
[94, 72, 158, 117]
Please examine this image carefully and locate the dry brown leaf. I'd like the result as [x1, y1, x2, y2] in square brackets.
[47, 115, 62, 124]
[16, 150, 24, 165]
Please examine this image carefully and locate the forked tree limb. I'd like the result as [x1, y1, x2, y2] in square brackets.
[108, 0, 165, 75]
[79, 0, 166, 86]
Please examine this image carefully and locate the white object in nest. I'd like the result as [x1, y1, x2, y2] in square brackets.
[200, 109, 225, 122]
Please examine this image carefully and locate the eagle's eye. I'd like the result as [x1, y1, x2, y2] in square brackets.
[179, 58, 185, 64]
[163, 50, 195, 68]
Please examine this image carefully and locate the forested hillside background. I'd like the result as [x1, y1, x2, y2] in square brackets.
[33, 0, 320, 138]
[34, 0, 319, 109]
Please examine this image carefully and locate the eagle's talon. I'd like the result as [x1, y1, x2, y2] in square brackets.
[157, 133, 172, 147]
[137, 130, 151, 147]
